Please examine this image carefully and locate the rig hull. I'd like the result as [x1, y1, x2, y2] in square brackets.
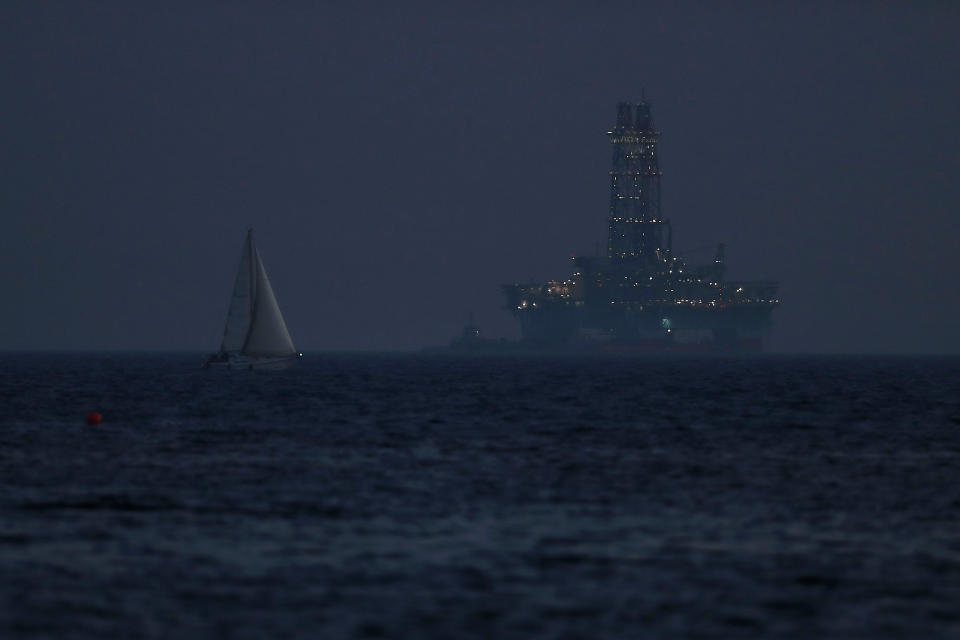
[505, 299, 773, 353]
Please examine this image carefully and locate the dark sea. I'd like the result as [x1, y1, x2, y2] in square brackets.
[1, 354, 959, 639]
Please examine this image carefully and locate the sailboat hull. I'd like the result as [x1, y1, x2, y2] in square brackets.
[204, 354, 301, 371]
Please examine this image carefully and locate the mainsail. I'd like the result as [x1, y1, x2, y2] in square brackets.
[219, 230, 296, 357]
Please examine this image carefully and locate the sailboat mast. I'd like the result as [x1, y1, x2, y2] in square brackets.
[241, 230, 258, 353]
[248, 230, 257, 317]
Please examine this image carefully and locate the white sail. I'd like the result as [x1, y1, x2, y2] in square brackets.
[240, 242, 297, 357]
[220, 232, 255, 354]
[207, 230, 299, 370]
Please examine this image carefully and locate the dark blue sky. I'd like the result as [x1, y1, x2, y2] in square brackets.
[2, 2, 958, 352]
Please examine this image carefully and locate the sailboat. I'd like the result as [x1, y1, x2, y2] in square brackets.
[205, 230, 301, 370]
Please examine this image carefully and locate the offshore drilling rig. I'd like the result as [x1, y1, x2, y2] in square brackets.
[501, 101, 780, 352]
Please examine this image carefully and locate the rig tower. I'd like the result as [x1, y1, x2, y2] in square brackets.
[607, 101, 670, 265]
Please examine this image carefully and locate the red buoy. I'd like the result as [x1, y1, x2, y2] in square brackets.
[86, 412, 102, 425]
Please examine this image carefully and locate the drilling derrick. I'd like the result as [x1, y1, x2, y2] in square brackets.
[607, 101, 669, 265]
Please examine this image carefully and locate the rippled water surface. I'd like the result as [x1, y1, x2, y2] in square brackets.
[1, 354, 959, 638]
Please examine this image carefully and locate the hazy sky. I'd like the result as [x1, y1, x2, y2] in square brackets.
[3, 1, 958, 352]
